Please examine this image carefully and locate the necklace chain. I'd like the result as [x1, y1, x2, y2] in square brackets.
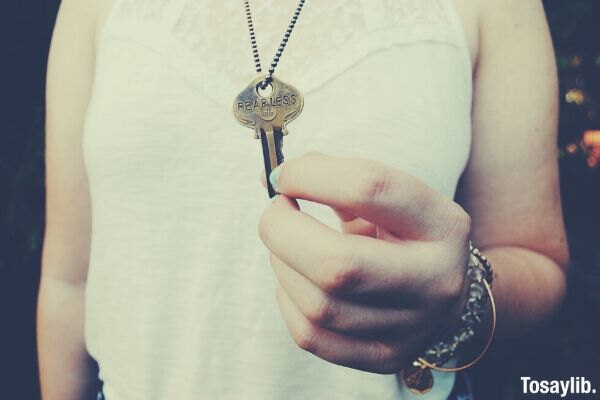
[243, 0, 306, 88]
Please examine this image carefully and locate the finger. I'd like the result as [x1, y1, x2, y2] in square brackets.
[330, 207, 376, 236]
[275, 285, 412, 374]
[265, 169, 376, 236]
[272, 152, 467, 241]
[339, 217, 378, 237]
[271, 254, 419, 334]
[332, 207, 355, 222]
[263, 171, 375, 236]
[259, 196, 444, 298]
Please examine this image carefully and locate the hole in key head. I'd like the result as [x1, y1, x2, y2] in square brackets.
[256, 81, 274, 98]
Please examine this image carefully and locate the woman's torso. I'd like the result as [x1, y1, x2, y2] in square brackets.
[83, 1, 475, 399]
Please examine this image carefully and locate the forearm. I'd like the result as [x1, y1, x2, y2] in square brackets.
[37, 277, 98, 400]
[481, 245, 567, 340]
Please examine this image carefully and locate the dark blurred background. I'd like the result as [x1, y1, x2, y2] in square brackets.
[1, 1, 60, 400]
[1, 1, 599, 399]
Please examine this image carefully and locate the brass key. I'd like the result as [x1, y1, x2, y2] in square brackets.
[233, 75, 304, 198]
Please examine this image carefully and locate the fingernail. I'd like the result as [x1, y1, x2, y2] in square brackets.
[269, 166, 281, 192]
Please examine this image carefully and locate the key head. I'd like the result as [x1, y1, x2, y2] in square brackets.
[233, 75, 304, 138]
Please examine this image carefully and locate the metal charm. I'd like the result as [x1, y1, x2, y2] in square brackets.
[402, 363, 434, 394]
[233, 75, 304, 197]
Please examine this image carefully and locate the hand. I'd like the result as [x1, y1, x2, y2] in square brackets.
[258, 152, 473, 374]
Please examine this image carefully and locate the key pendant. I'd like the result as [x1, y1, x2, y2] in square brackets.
[233, 75, 304, 198]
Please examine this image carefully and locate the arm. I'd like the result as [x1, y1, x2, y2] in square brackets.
[254, 0, 568, 377]
[37, 1, 101, 398]
[456, 0, 569, 337]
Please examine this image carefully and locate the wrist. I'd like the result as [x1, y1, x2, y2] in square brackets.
[402, 242, 496, 394]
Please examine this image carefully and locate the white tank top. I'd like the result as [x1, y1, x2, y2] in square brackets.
[82, 1, 472, 399]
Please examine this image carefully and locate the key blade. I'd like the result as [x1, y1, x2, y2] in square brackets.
[259, 126, 284, 198]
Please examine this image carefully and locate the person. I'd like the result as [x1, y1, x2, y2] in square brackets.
[37, 0, 569, 399]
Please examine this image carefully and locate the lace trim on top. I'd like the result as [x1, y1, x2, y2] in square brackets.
[100, 0, 470, 106]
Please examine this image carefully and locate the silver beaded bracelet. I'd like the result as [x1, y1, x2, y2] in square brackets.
[420, 241, 494, 367]
[402, 242, 496, 394]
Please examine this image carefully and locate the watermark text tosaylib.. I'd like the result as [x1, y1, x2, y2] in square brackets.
[521, 377, 596, 398]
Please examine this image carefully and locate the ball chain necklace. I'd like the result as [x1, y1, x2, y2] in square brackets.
[233, 0, 307, 198]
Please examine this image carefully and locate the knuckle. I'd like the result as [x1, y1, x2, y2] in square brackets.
[428, 245, 467, 305]
[372, 341, 403, 374]
[321, 253, 364, 294]
[441, 202, 472, 242]
[293, 322, 319, 353]
[307, 295, 339, 326]
[353, 166, 391, 207]
[435, 266, 466, 305]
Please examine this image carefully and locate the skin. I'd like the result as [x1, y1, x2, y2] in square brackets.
[38, 0, 568, 398]
[38, 0, 103, 399]
[260, 156, 475, 373]
[259, 0, 569, 376]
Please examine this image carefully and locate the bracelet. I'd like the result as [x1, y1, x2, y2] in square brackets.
[418, 279, 496, 372]
[401, 242, 496, 395]
[419, 242, 494, 366]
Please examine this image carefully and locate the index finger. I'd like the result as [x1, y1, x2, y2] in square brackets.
[271, 152, 467, 241]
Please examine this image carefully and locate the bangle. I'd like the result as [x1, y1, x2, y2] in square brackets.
[418, 278, 496, 372]
[401, 242, 496, 395]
